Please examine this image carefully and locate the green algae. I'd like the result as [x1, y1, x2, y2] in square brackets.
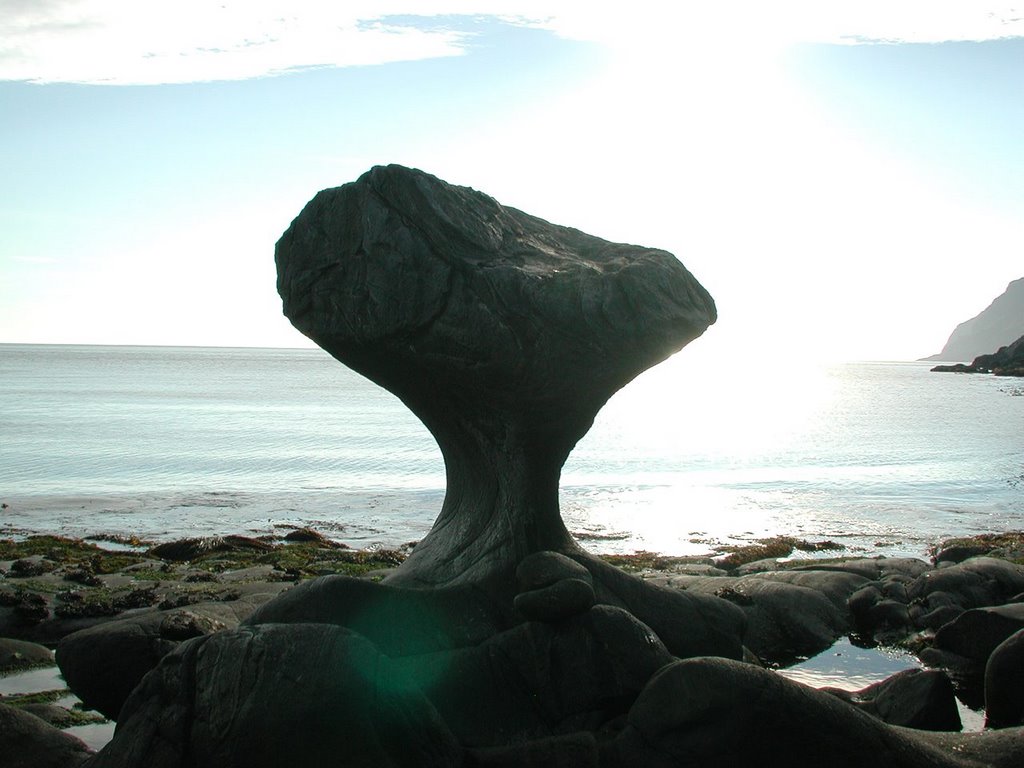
[716, 537, 844, 570]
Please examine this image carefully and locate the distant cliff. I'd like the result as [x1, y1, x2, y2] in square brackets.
[925, 278, 1024, 362]
[931, 334, 1024, 377]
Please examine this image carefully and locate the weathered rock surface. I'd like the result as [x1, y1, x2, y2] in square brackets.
[86, 623, 462, 768]
[245, 568, 745, 664]
[611, 658, 1024, 768]
[909, 557, 1024, 615]
[932, 603, 1024, 662]
[825, 668, 962, 731]
[276, 164, 716, 588]
[57, 587, 286, 720]
[148, 535, 274, 562]
[985, 628, 1024, 728]
[651, 570, 860, 664]
[0, 702, 93, 768]
[389, 604, 675, 747]
[0, 637, 53, 671]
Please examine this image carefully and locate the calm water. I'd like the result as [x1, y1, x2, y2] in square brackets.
[1, 344, 1021, 557]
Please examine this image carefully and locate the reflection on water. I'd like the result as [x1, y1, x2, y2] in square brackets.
[0, 666, 115, 750]
[777, 637, 985, 731]
[0, 665, 65, 695]
[65, 721, 116, 752]
[777, 636, 920, 691]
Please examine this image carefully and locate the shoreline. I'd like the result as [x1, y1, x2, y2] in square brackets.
[0, 489, 991, 564]
[3, 528, 1024, 756]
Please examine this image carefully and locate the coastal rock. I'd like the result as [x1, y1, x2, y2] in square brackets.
[86, 623, 462, 768]
[57, 590, 283, 720]
[388, 604, 675, 747]
[659, 573, 848, 663]
[245, 567, 744, 663]
[720, 578, 847, 661]
[281, 528, 347, 548]
[933, 603, 1024, 662]
[758, 568, 871, 612]
[273, 165, 744, 659]
[975, 334, 1024, 376]
[276, 164, 716, 588]
[516, 551, 593, 591]
[572, 555, 745, 661]
[825, 668, 962, 731]
[985, 628, 1024, 728]
[0, 637, 53, 671]
[467, 733, 598, 767]
[932, 533, 1024, 565]
[849, 585, 914, 639]
[615, 658, 1024, 768]
[795, 557, 930, 582]
[0, 702, 93, 768]
[514, 578, 596, 622]
[931, 335, 1024, 376]
[9, 556, 57, 577]
[148, 535, 274, 562]
[245, 575, 509, 656]
[908, 557, 1024, 616]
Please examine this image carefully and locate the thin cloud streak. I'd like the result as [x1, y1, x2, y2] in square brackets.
[2, 1, 1023, 85]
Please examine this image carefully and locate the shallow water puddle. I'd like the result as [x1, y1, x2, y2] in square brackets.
[777, 637, 920, 691]
[0, 665, 65, 696]
[65, 721, 117, 751]
[1, 665, 116, 750]
[777, 637, 985, 731]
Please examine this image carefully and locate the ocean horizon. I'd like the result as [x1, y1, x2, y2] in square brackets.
[2, 343, 1022, 560]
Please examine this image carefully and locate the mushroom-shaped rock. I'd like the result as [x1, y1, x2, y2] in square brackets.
[276, 165, 716, 587]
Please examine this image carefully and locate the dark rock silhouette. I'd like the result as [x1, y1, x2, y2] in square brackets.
[276, 164, 716, 588]
[931, 334, 1024, 376]
[56, 588, 284, 720]
[986, 628, 1024, 728]
[824, 668, 962, 731]
[0, 703, 93, 767]
[925, 278, 1024, 362]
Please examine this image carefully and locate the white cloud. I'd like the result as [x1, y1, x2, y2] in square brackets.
[1, 1, 1022, 85]
[0, 1, 472, 85]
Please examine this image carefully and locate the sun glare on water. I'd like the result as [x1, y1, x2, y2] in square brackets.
[561, 352, 840, 555]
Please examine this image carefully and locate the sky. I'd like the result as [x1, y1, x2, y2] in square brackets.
[1, 2, 1022, 362]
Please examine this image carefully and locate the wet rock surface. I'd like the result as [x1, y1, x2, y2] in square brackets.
[825, 668, 962, 731]
[86, 623, 463, 768]
[6, 535, 1024, 765]
[0, 702, 93, 768]
[0, 637, 53, 672]
[985, 628, 1024, 728]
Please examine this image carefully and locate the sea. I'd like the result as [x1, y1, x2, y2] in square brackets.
[1, 343, 1022, 560]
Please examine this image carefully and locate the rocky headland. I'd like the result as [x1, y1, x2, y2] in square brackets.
[931, 334, 1024, 377]
[5, 166, 1023, 766]
[925, 277, 1024, 362]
